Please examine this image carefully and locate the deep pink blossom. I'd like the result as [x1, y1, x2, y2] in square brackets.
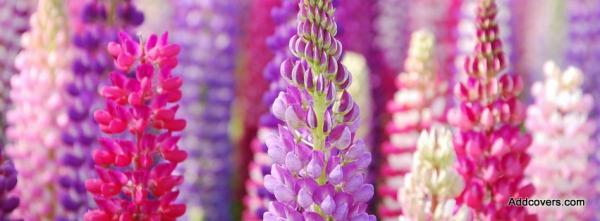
[447, 0, 537, 220]
[84, 32, 187, 221]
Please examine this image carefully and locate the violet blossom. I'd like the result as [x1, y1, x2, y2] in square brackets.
[84, 32, 187, 220]
[243, 0, 297, 220]
[6, 0, 72, 219]
[263, 0, 376, 220]
[0, 2, 31, 218]
[173, 1, 238, 220]
[526, 61, 596, 220]
[447, 0, 537, 220]
[565, 2, 600, 217]
[59, 1, 143, 220]
[374, 0, 410, 74]
[379, 30, 449, 220]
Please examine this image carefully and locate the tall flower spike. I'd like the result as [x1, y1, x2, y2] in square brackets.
[60, 1, 143, 219]
[6, 0, 72, 219]
[526, 61, 596, 220]
[84, 32, 187, 220]
[566, 2, 600, 216]
[263, 0, 376, 220]
[447, 0, 537, 220]
[0, 0, 31, 138]
[243, 0, 298, 220]
[0, 2, 31, 218]
[379, 30, 449, 219]
[174, 1, 238, 220]
[398, 127, 469, 221]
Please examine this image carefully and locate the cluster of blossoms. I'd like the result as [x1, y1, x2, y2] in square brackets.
[173, 1, 238, 220]
[565, 2, 600, 215]
[378, 30, 448, 220]
[84, 32, 187, 220]
[6, 0, 72, 219]
[447, 0, 537, 220]
[0, 0, 31, 133]
[60, 1, 143, 219]
[457, 0, 515, 80]
[0, 2, 31, 218]
[398, 127, 469, 221]
[240, 0, 276, 132]
[526, 61, 596, 220]
[263, 0, 375, 220]
[374, 0, 409, 73]
[243, 0, 297, 220]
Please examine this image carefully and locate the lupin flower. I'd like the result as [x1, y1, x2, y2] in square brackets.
[60, 1, 143, 219]
[447, 0, 537, 220]
[84, 32, 187, 220]
[240, 0, 276, 129]
[0, 0, 31, 135]
[0, 156, 19, 219]
[6, 0, 72, 219]
[243, 0, 297, 220]
[566, 2, 600, 216]
[263, 0, 376, 220]
[173, 1, 238, 220]
[0, 2, 30, 218]
[456, 0, 515, 82]
[374, 0, 410, 73]
[379, 30, 448, 219]
[525, 61, 596, 220]
[398, 127, 469, 221]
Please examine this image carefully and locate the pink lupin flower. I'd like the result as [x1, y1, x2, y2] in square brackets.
[447, 0, 537, 220]
[84, 32, 187, 220]
[6, 0, 72, 219]
[379, 30, 449, 219]
[526, 61, 596, 220]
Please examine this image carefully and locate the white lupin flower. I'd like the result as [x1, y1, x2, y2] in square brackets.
[398, 127, 469, 221]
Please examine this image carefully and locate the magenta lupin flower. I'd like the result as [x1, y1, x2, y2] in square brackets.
[262, 0, 375, 220]
[83, 32, 187, 220]
[447, 0, 537, 220]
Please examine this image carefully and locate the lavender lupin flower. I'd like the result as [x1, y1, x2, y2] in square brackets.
[0, 2, 31, 218]
[263, 0, 375, 220]
[243, 0, 298, 220]
[59, 1, 143, 220]
[0, 0, 31, 134]
[566, 1, 600, 218]
[174, 1, 238, 220]
[374, 0, 409, 74]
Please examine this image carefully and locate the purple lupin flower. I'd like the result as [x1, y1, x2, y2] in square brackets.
[243, 0, 298, 220]
[0, 2, 30, 217]
[263, 0, 375, 220]
[565, 1, 600, 219]
[174, 1, 238, 220]
[59, 1, 143, 220]
[374, 0, 410, 74]
[0, 0, 31, 133]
